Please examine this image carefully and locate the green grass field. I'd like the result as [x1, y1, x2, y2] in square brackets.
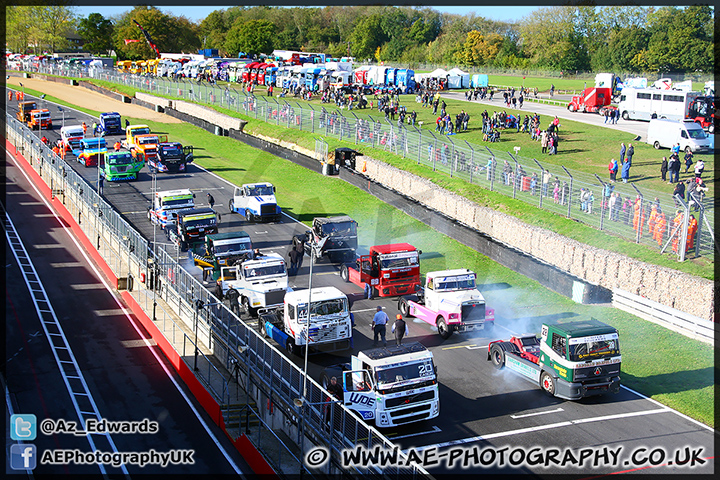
[17, 81, 714, 427]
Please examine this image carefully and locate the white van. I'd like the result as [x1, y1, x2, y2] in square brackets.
[646, 119, 714, 154]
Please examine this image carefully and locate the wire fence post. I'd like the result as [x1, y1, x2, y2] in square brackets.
[594, 174, 607, 231]
[417, 128, 423, 164]
[509, 154, 519, 199]
[630, 184, 644, 243]
[560, 165, 573, 218]
[448, 137, 455, 177]
[465, 140, 474, 184]
[429, 131, 438, 172]
[533, 158, 545, 209]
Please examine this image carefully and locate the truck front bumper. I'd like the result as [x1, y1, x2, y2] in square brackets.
[555, 376, 621, 401]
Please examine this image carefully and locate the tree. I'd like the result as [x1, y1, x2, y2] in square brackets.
[349, 13, 387, 60]
[6, 6, 33, 53]
[459, 31, 503, 66]
[77, 13, 114, 55]
[224, 19, 274, 57]
[36, 5, 75, 54]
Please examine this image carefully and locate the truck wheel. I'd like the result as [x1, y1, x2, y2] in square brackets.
[540, 372, 556, 396]
[653, 141, 661, 150]
[436, 316, 452, 339]
[180, 241, 188, 252]
[489, 344, 505, 369]
[229, 199, 234, 213]
[286, 338, 299, 356]
[622, 111, 629, 121]
[340, 264, 349, 282]
[398, 298, 412, 318]
[567, 104, 575, 112]
[242, 297, 257, 318]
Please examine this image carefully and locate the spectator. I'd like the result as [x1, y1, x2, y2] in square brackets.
[207, 192, 215, 208]
[626, 143, 634, 164]
[542, 169, 551, 197]
[668, 154, 680, 183]
[608, 158, 618, 181]
[673, 181, 686, 206]
[694, 159, 705, 179]
[619, 143, 626, 163]
[683, 151, 694, 173]
[621, 159, 631, 183]
[660, 157, 668, 182]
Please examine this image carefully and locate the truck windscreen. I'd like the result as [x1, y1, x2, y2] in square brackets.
[297, 298, 347, 321]
[322, 222, 356, 236]
[244, 263, 286, 278]
[161, 197, 193, 208]
[380, 252, 418, 269]
[183, 215, 217, 228]
[568, 334, 620, 362]
[214, 241, 252, 255]
[246, 185, 274, 196]
[435, 276, 476, 291]
[376, 359, 435, 386]
[160, 145, 182, 156]
[108, 153, 133, 165]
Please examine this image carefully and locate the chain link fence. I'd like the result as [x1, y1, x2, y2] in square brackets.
[5, 112, 429, 479]
[26, 64, 711, 261]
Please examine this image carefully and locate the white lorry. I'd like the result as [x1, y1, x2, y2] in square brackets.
[228, 182, 281, 223]
[646, 119, 714, 154]
[258, 287, 353, 354]
[219, 252, 289, 317]
[147, 189, 195, 227]
[321, 342, 439, 428]
[397, 269, 495, 339]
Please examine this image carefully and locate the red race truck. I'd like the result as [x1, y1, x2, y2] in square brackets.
[567, 87, 616, 115]
[339, 243, 421, 298]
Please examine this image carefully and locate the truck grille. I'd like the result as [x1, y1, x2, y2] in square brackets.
[309, 325, 342, 342]
[385, 391, 435, 409]
[115, 166, 127, 173]
[388, 404, 434, 424]
[260, 204, 276, 216]
[461, 303, 485, 323]
[263, 289, 286, 306]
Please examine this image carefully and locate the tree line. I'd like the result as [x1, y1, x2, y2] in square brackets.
[6, 5, 715, 75]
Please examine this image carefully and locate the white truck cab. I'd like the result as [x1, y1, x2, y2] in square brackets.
[60, 125, 85, 152]
[229, 182, 281, 222]
[399, 268, 494, 339]
[147, 188, 195, 227]
[220, 252, 289, 316]
[322, 342, 439, 428]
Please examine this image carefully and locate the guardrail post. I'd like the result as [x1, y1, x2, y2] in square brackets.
[560, 166, 573, 218]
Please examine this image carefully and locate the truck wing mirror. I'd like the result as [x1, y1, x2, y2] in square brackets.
[417, 250, 422, 255]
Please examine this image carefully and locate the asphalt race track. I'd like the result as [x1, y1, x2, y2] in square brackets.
[4, 90, 714, 477]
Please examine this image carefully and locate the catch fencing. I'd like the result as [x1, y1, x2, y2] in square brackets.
[34, 64, 713, 261]
[5, 112, 429, 480]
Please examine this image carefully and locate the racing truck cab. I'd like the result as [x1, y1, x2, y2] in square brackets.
[121, 124, 151, 150]
[304, 216, 358, 263]
[258, 287, 352, 355]
[398, 269, 494, 339]
[219, 252, 289, 317]
[165, 207, 218, 251]
[488, 319, 621, 400]
[101, 150, 144, 181]
[228, 182, 281, 222]
[28, 109, 52, 130]
[147, 189, 195, 227]
[16, 101, 38, 123]
[73, 137, 107, 167]
[99, 112, 122, 135]
[151, 142, 194, 173]
[60, 125, 85, 153]
[340, 243, 421, 297]
[321, 342, 439, 428]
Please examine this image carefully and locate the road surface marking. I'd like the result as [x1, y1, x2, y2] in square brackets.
[49, 262, 84, 267]
[511, 407, 564, 419]
[93, 309, 128, 317]
[410, 408, 671, 451]
[121, 339, 157, 348]
[465, 344, 488, 350]
[442, 345, 471, 350]
[70, 284, 106, 290]
[33, 243, 64, 249]
[390, 425, 442, 440]
[316, 271, 339, 276]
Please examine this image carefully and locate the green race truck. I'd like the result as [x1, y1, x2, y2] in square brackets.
[488, 319, 621, 400]
[100, 150, 144, 181]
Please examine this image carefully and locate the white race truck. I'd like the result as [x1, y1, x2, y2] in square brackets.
[258, 287, 353, 355]
[397, 269, 494, 339]
[321, 342, 439, 428]
[219, 252, 289, 317]
[147, 189, 195, 227]
[228, 182, 282, 222]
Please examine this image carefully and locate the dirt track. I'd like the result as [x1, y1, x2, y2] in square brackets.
[6, 76, 181, 123]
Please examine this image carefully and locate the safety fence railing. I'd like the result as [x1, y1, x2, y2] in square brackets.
[5, 111, 429, 480]
[21, 64, 713, 261]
